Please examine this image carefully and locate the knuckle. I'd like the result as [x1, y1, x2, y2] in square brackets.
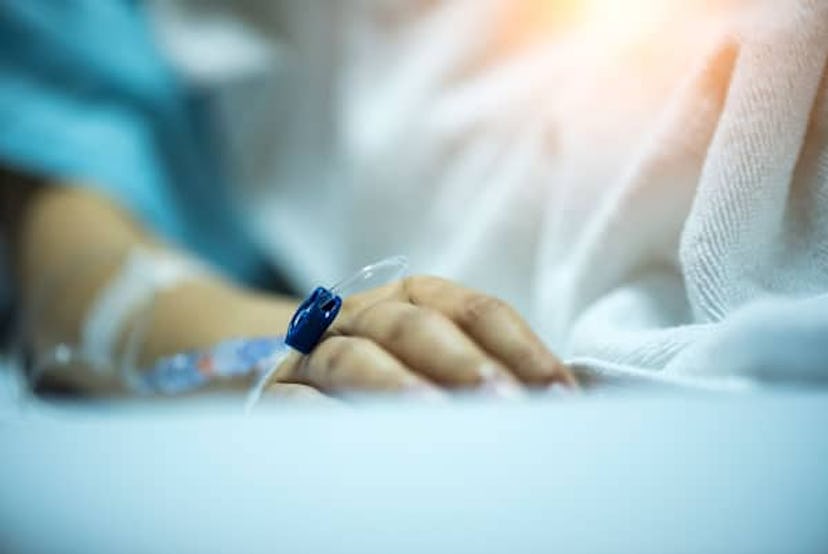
[416, 308, 445, 330]
[383, 306, 423, 344]
[401, 275, 420, 303]
[460, 294, 510, 327]
[403, 274, 450, 303]
[401, 275, 420, 292]
[384, 305, 443, 345]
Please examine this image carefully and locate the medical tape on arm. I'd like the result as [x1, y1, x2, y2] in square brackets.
[80, 247, 208, 372]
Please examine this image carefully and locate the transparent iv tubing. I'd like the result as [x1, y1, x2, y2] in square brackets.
[245, 255, 409, 411]
[17, 252, 408, 403]
[330, 255, 409, 297]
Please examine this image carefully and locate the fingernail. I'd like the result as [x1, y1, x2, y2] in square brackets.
[544, 382, 578, 397]
[403, 382, 448, 402]
[478, 363, 525, 399]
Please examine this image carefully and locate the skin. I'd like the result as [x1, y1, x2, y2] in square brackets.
[272, 277, 574, 396]
[1, 170, 575, 398]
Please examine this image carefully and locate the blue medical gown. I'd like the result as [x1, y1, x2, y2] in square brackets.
[0, 1, 268, 284]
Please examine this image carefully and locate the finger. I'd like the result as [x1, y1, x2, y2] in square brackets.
[336, 300, 522, 394]
[278, 335, 440, 396]
[263, 382, 337, 402]
[403, 276, 575, 387]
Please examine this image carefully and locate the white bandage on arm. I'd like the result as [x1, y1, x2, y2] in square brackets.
[81, 247, 209, 372]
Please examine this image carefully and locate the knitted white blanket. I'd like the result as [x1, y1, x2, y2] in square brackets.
[551, 1, 828, 387]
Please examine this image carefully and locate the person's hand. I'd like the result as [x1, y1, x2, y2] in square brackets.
[266, 276, 575, 397]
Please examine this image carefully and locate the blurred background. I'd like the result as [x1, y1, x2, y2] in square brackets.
[0, 0, 737, 395]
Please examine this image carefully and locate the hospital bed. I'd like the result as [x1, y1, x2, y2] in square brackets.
[2, 385, 827, 554]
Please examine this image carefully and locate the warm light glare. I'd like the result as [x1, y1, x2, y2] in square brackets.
[581, 0, 675, 40]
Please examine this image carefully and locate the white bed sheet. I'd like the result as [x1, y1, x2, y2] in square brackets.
[1, 391, 827, 553]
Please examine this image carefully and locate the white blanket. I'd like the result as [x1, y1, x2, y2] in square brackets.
[554, 0, 828, 387]
[150, 0, 828, 388]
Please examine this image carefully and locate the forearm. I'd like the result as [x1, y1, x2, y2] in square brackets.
[4, 171, 575, 399]
[7, 175, 297, 387]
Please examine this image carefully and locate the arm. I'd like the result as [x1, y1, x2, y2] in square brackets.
[1, 1, 574, 399]
[3, 170, 297, 392]
[3, 169, 575, 398]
